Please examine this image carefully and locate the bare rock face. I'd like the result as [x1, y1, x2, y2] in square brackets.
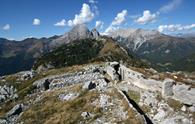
[91, 28, 100, 39]
[0, 85, 18, 103]
[82, 81, 96, 90]
[6, 104, 23, 117]
[162, 78, 175, 98]
[49, 24, 94, 48]
[105, 62, 120, 81]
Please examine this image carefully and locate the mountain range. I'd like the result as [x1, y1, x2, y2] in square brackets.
[0, 24, 195, 76]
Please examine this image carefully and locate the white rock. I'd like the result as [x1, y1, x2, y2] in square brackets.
[6, 104, 23, 117]
[81, 112, 94, 119]
[162, 78, 175, 97]
[181, 105, 187, 112]
[188, 106, 195, 112]
[82, 81, 96, 90]
[58, 92, 79, 101]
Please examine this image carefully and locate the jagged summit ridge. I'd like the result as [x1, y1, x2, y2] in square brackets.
[49, 24, 100, 48]
[108, 28, 161, 51]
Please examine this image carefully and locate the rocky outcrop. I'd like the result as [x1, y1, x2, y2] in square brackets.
[91, 28, 100, 39]
[49, 24, 100, 48]
[58, 92, 79, 101]
[33, 66, 105, 92]
[19, 71, 36, 80]
[0, 85, 18, 103]
[82, 81, 96, 90]
[162, 78, 175, 98]
[105, 62, 120, 81]
[6, 104, 23, 117]
[173, 84, 195, 106]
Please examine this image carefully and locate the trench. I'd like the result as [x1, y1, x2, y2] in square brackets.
[121, 90, 153, 124]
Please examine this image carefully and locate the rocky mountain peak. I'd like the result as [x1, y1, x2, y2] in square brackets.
[91, 28, 100, 39]
[49, 24, 100, 48]
[69, 24, 92, 39]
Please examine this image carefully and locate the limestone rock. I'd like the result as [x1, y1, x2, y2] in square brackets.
[0, 85, 18, 103]
[83, 81, 96, 90]
[173, 84, 195, 105]
[20, 70, 36, 80]
[58, 92, 79, 101]
[162, 78, 175, 97]
[0, 119, 7, 124]
[188, 106, 195, 112]
[81, 112, 94, 119]
[91, 28, 100, 39]
[105, 62, 120, 81]
[181, 105, 187, 112]
[6, 104, 23, 117]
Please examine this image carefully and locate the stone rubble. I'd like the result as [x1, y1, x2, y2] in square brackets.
[0, 85, 18, 103]
[81, 112, 94, 119]
[58, 92, 79, 101]
[1, 62, 195, 124]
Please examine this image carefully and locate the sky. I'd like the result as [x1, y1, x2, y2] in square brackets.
[0, 0, 195, 40]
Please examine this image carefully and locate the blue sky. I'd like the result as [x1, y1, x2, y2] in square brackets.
[0, 0, 195, 40]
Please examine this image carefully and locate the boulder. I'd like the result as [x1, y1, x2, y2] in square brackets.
[0, 85, 18, 103]
[83, 81, 96, 90]
[20, 71, 36, 80]
[81, 112, 94, 119]
[188, 106, 195, 112]
[105, 63, 120, 81]
[6, 104, 23, 117]
[173, 84, 195, 105]
[0, 119, 7, 124]
[162, 78, 175, 97]
[58, 92, 79, 101]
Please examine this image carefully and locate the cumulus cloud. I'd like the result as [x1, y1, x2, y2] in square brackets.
[104, 25, 119, 34]
[111, 10, 128, 26]
[89, 0, 98, 4]
[104, 10, 128, 34]
[33, 18, 41, 25]
[54, 19, 66, 27]
[95, 21, 104, 29]
[2, 24, 10, 30]
[158, 24, 195, 32]
[89, 0, 99, 15]
[68, 3, 94, 26]
[159, 0, 183, 13]
[135, 10, 157, 24]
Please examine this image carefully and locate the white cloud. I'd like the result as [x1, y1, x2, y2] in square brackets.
[2, 24, 10, 30]
[68, 3, 94, 26]
[89, 0, 99, 16]
[95, 21, 104, 29]
[104, 25, 119, 34]
[104, 10, 128, 34]
[159, 0, 182, 13]
[112, 10, 128, 26]
[158, 24, 195, 32]
[54, 19, 66, 27]
[89, 0, 98, 4]
[33, 18, 41, 25]
[135, 10, 157, 25]
[129, 14, 141, 19]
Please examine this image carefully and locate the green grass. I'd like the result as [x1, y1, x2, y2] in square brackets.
[127, 90, 140, 103]
[166, 98, 183, 112]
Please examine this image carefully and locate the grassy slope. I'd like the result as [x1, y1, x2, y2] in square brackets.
[33, 38, 147, 70]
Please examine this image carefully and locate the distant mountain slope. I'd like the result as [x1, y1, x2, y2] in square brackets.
[108, 28, 195, 72]
[0, 36, 59, 76]
[171, 53, 195, 72]
[0, 24, 100, 76]
[33, 37, 146, 70]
